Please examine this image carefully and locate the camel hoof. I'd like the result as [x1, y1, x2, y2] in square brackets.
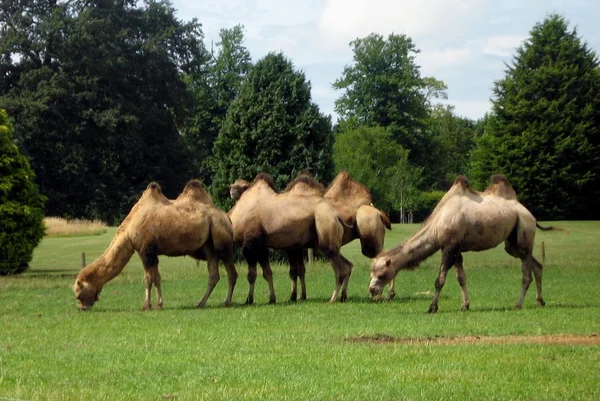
[537, 299, 546, 307]
[223, 301, 232, 308]
[427, 305, 438, 313]
[514, 303, 523, 310]
[300, 294, 306, 301]
[268, 298, 276, 305]
[290, 293, 297, 302]
[461, 303, 470, 311]
[385, 292, 396, 302]
[340, 295, 348, 303]
[141, 305, 151, 311]
[154, 304, 163, 311]
[195, 302, 206, 308]
[245, 297, 254, 305]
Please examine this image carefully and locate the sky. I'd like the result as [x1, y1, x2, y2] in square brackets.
[171, 0, 600, 121]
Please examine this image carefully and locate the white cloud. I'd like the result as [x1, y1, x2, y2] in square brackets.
[443, 99, 492, 120]
[479, 35, 527, 57]
[318, 0, 489, 48]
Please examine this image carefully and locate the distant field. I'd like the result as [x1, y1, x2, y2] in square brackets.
[44, 216, 108, 237]
[1, 221, 599, 400]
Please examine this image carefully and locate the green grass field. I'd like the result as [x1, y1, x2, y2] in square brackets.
[1, 221, 599, 400]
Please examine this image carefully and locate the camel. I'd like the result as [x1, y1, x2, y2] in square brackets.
[228, 173, 351, 304]
[324, 171, 393, 298]
[72, 180, 237, 311]
[369, 174, 559, 313]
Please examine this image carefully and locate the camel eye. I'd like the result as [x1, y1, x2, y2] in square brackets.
[378, 274, 386, 281]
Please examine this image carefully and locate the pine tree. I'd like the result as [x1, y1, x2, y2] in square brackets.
[470, 14, 600, 219]
[211, 52, 334, 207]
[0, 110, 45, 275]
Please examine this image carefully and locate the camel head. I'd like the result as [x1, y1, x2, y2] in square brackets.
[229, 179, 250, 202]
[72, 278, 101, 311]
[369, 255, 394, 300]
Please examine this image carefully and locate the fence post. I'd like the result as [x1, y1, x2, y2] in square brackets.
[307, 248, 314, 264]
[540, 241, 545, 263]
[81, 252, 86, 269]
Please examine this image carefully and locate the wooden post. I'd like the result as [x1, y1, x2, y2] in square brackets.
[307, 248, 314, 264]
[81, 252, 86, 269]
[540, 241, 545, 263]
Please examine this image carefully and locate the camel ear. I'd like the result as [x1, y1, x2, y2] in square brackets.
[385, 259, 391, 267]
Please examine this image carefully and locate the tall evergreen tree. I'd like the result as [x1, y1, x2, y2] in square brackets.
[0, 0, 207, 223]
[470, 14, 600, 219]
[0, 109, 45, 275]
[333, 33, 447, 187]
[212, 52, 334, 207]
[182, 24, 252, 185]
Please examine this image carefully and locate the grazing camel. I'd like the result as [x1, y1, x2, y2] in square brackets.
[369, 174, 559, 312]
[72, 180, 237, 311]
[228, 173, 351, 304]
[325, 171, 393, 298]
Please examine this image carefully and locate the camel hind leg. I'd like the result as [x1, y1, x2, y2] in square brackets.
[221, 253, 238, 307]
[454, 254, 469, 311]
[339, 254, 354, 302]
[287, 249, 307, 302]
[515, 254, 544, 309]
[195, 247, 220, 308]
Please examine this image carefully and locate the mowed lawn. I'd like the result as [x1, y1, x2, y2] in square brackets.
[1, 221, 599, 400]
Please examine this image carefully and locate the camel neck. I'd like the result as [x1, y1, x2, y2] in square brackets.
[389, 225, 440, 273]
[81, 235, 135, 286]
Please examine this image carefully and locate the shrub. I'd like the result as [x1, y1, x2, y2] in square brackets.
[0, 110, 46, 275]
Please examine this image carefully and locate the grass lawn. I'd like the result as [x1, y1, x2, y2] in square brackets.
[1, 221, 599, 400]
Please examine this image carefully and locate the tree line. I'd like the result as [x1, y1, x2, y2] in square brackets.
[1, 1, 600, 273]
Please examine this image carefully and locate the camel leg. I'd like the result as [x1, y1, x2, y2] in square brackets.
[454, 254, 469, 311]
[339, 254, 354, 302]
[242, 246, 258, 305]
[287, 250, 300, 302]
[140, 244, 160, 311]
[428, 247, 457, 313]
[298, 253, 307, 301]
[257, 248, 276, 304]
[515, 256, 534, 309]
[196, 256, 220, 308]
[529, 255, 545, 307]
[328, 254, 344, 303]
[222, 256, 238, 307]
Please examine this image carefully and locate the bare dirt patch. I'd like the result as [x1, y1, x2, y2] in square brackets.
[347, 333, 600, 346]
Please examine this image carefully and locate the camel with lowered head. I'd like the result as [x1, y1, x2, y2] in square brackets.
[228, 173, 351, 304]
[72, 180, 237, 311]
[325, 171, 393, 297]
[369, 174, 559, 312]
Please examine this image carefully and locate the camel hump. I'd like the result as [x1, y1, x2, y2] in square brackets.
[147, 182, 162, 192]
[253, 173, 278, 192]
[484, 174, 516, 199]
[284, 171, 325, 194]
[185, 179, 205, 190]
[453, 175, 470, 190]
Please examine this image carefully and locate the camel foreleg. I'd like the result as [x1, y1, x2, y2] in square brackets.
[386, 278, 396, 301]
[428, 247, 458, 313]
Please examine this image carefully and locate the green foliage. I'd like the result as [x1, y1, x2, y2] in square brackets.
[0, 0, 206, 223]
[333, 33, 447, 186]
[333, 125, 423, 214]
[428, 105, 477, 187]
[0, 109, 45, 275]
[212, 52, 334, 207]
[469, 14, 600, 218]
[182, 24, 252, 185]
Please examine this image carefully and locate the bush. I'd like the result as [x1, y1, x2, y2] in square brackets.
[413, 190, 445, 222]
[0, 110, 46, 275]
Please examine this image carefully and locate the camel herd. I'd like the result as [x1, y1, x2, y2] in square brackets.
[73, 171, 557, 313]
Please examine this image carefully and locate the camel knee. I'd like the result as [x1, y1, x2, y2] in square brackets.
[247, 269, 257, 284]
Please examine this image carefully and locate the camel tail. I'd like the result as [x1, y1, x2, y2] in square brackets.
[536, 223, 565, 232]
[379, 210, 392, 230]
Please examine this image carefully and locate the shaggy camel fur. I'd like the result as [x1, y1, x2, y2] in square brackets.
[325, 171, 393, 298]
[72, 180, 237, 311]
[228, 173, 351, 304]
[369, 174, 559, 312]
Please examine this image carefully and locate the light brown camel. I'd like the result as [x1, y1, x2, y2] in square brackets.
[72, 180, 237, 311]
[228, 173, 351, 304]
[369, 174, 559, 313]
[325, 171, 394, 298]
